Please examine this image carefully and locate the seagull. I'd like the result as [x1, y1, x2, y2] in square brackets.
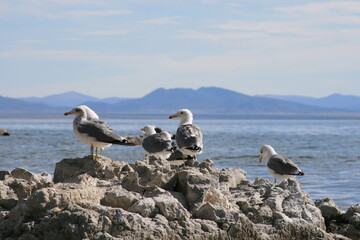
[169, 109, 203, 160]
[259, 145, 305, 184]
[64, 106, 134, 159]
[79, 105, 110, 153]
[140, 125, 173, 160]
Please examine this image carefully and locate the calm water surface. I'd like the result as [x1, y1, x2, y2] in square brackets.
[0, 119, 359, 209]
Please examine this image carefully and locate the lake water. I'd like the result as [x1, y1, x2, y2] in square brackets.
[0, 119, 359, 209]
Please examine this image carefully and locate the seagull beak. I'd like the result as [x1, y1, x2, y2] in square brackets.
[140, 128, 144, 131]
[169, 114, 177, 119]
[259, 154, 263, 163]
[64, 111, 73, 116]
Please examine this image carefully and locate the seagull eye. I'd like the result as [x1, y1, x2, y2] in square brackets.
[260, 151, 263, 154]
[180, 112, 183, 114]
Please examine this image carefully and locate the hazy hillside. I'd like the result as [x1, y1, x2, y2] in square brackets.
[21, 91, 131, 107]
[21, 91, 100, 108]
[2, 87, 359, 118]
[0, 96, 61, 117]
[260, 94, 360, 111]
[87, 87, 343, 114]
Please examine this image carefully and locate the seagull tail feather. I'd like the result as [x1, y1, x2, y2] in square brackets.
[112, 139, 136, 146]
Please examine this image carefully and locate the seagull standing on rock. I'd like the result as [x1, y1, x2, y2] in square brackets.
[79, 105, 110, 154]
[64, 105, 134, 159]
[259, 145, 305, 184]
[169, 109, 203, 160]
[140, 125, 173, 160]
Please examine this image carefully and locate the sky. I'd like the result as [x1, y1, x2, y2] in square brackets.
[1, 0, 359, 98]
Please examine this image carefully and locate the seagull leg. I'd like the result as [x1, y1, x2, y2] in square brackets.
[274, 178, 277, 185]
[95, 147, 99, 160]
[91, 144, 96, 159]
[90, 144, 94, 159]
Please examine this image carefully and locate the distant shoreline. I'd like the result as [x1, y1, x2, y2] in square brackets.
[1, 112, 360, 120]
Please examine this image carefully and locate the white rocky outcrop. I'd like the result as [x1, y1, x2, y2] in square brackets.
[0, 156, 358, 240]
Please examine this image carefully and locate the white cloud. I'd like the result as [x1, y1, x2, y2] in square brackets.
[174, 30, 266, 41]
[226, 3, 242, 8]
[64, 9, 132, 17]
[274, 1, 360, 15]
[201, 0, 218, 4]
[142, 16, 182, 25]
[80, 30, 131, 36]
[18, 39, 44, 44]
[0, 2, 58, 18]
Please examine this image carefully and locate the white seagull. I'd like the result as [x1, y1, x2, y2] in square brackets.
[64, 105, 134, 159]
[79, 105, 110, 153]
[169, 109, 203, 160]
[259, 145, 305, 184]
[140, 125, 173, 160]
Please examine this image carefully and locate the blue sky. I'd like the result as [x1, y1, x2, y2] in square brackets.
[1, 0, 359, 98]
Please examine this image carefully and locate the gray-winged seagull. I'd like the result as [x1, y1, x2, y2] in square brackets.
[169, 109, 203, 159]
[64, 105, 134, 159]
[140, 125, 173, 160]
[259, 145, 304, 184]
[79, 105, 110, 153]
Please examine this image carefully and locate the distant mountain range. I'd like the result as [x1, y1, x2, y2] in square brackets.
[20, 91, 131, 107]
[1, 87, 360, 118]
[258, 94, 360, 111]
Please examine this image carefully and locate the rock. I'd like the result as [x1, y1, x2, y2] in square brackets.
[0, 156, 357, 240]
[0, 128, 9, 136]
[202, 187, 230, 209]
[315, 198, 344, 225]
[343, 204, 360, 228]
[133, 157, 177, 190]
[11, 168, 36, 181]
[127, 197, 158, 217]
[53, 156, 133, 183]
[0, 182, 18, 209]
[153, 193, 190, 221]
[219, 167, 247, 190]
[121, 171, 142, 193]
[0, 170, 11, 181]
[198, 158, 215, 171]
[175, 168, 213, 209]
[100, 186, 141, 210]
[195, 202, 233, 223]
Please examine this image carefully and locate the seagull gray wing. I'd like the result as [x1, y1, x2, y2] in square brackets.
[77, 120, 134, 145]
[267, 154, 303, 175]
[176, 124, 203, 150]
[142, 132, 173, 154]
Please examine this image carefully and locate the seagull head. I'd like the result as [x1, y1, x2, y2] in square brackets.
[259, 145, 276, 163]
[140, 125, 156, 136]
[64, 106, 87, 118]
[169, 109, 193, 125]
[78, 105, 99, 120]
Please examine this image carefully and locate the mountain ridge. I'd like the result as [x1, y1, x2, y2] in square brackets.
[259, 93, 360, 111]
[1, 87, 359, 118]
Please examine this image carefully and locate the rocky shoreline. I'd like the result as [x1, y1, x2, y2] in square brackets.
[0, 156, 359, 240]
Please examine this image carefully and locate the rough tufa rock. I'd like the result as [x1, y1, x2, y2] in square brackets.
[53, 156, 133, 183]
[0, 128, 9, 136]
[0, 156, 358, 240]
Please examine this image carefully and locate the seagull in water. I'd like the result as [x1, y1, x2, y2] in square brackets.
[169, 109, 203, 160]
[64, 105, 134, 159]
[259, 145, 304, 184]
[140, 125, 173, 160]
